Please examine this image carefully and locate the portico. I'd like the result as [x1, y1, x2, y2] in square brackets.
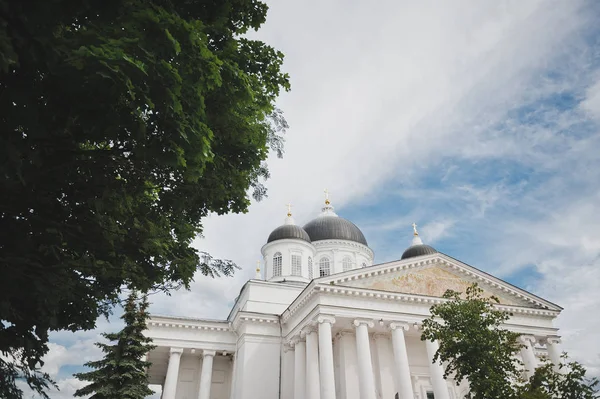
[144, 205, 564, 399]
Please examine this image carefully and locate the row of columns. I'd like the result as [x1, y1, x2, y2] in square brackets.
[520, 335, 563, 377]
[290, 318, 450, 399]
[163, 348, 217, 399]
[290, 318, 563, 399]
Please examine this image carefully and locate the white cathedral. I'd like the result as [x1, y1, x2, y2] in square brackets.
[145, 196, 564, 399]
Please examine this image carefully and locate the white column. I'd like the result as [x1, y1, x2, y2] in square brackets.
[425, 340, 450, 399]
[317, 316, 337, 399]
[353, 319, 376, 399]
[520, 335, 538, 378]
[294, 339, 306, 399]
[305, 327, 321, 399]
[282, 343, 296, 399]
[546, 337, 562, 372]
[389, 322, 414, 399]
[163, 347, 183, 399]
[229, 354, 237, 399]
[198, 350, 215, 399]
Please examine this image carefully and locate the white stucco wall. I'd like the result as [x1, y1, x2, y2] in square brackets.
[233, 337, 281, 399]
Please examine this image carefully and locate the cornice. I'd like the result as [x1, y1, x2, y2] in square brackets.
[231, 312, 280, 330]
[281, 282, 560, 324]
[313, 239, 374, 257]
[148, 320, 230, 332]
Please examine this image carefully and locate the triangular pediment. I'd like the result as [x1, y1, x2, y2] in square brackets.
[316, 254, 561, 311]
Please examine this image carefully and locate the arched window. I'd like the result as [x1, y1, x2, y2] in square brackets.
[319, 257, 330, 277]
[291, 254, 302, 276]
[342, 256, 352, 271]
[273, 252, 282, 277]
[362, 262, 367, 268]
[308, 257, 313, 280]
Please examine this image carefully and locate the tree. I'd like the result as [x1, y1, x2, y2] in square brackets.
[74, 291, 156, 399]
[0, 0, 289, 397]
[421, 284, 598, 399]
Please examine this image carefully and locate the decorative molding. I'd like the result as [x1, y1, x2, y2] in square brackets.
[539, 336, 561, 346]
[519, 335, 536, 345]
[169, 347, 184, 355]
[149, 321, 230, 332]
[236, 333, 281, 345]
[389, 321, 410, 331]
[283, 342, 295, 352]
[316, 315, 336, 325]
[301, 323, 318, 336]
[312, 239, 374, 256]
[353, 319, 375, 328]
[231, 312, 280, 331]
[281, 283, 560, 323]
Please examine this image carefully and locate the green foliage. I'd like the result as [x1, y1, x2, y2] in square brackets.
[0, 0, 289, 397]
[517, 360, 599, 399]
[74, 291, 156, 399]
[422, 284, 599, 399]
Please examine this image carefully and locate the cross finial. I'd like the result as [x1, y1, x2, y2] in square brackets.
[412, 222, 419, 236]
[324, 188, 330, 205]
[286, 202, 293, 217]
[256, 260, 261, 273]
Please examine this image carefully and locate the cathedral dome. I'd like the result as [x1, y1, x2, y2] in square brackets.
[303, 216, 368, 246]
[401, 224, 438, 259]
[267, 224, 311, 243]
[401, 244, 438, 259]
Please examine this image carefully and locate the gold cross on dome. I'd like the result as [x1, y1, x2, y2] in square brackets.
[256, 260, 261, 272]
[324, 188, 330, 205]
[412, 223, 419, 236]
[286, 202, 292, 217]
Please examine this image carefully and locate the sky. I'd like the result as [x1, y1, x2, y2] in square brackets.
[25, 0, 600, 397]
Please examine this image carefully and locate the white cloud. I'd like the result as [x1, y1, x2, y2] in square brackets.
[580, 77, 600, 119]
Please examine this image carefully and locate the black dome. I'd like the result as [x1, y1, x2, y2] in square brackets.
[267, 224, 311, 243]
[303, 216, 368, 246]
[401, 244, 438, 259]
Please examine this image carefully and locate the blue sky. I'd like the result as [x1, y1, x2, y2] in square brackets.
[28, 1, 600, 397]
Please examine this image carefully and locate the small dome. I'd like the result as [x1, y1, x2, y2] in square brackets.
[267, 224, 311, 243]
[401, 244, 438, 259]
[303, 216, 368, 246]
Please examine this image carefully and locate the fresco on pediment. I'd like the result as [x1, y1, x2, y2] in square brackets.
[355, 267, 517, 305]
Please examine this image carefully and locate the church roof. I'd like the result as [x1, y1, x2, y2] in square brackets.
[303, 216, 368, 246]
[267, 224, 311, 243]
[401, 244, 438, 259]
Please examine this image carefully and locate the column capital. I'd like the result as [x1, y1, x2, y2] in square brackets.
[544, 336, 562, 345]
[317, 315, 336, 325]
[519, 335, 536, 345]
[389, 321, 410, 331]
[202, 349, 216, 357]
[169, 347, 184, 355]
[301, 323, 318, 337]
[283, 341, 295, 352]
[353, 319, 375, 328]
